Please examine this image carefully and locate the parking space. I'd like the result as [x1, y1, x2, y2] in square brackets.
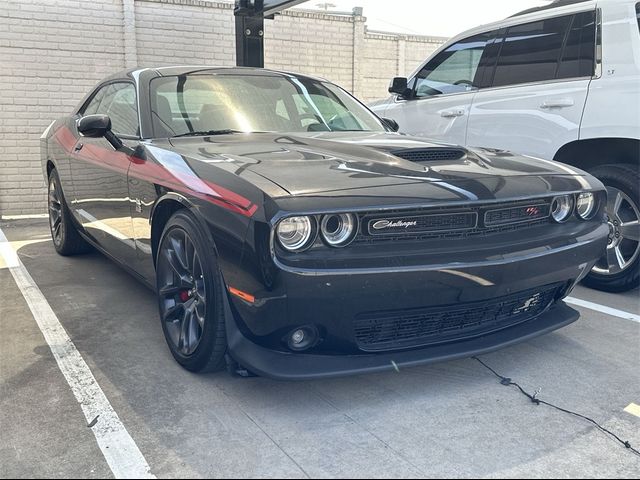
[1, 218, 639, 479]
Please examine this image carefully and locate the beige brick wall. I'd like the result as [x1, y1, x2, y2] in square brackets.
[135, 0, 235, 66]
[0, 0, 445, 215]
[265, 9, 357, 93]
[0, 0, 127, 215]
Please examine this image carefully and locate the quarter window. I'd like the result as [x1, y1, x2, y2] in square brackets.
[636, 3, 639, 34]
[414, 31, 496, 98]
[492, 15, 572, 87]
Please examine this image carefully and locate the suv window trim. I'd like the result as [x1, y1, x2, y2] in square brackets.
[402, 6, 599, 101]
[483, 9, 597, 90]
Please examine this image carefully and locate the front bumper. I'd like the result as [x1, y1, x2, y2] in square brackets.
[224, 222, 607, 379]
[226, 301, 579, 380]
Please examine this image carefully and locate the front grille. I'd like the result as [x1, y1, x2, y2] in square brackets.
[485, 203, 550, 226]
[392, 148, 466, 162]
[368, 212, 477, 236]
[354, 198, 553, 244]
[354, 283, 563, 351]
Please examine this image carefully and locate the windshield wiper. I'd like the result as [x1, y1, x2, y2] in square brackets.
[172, 129, 245, 138]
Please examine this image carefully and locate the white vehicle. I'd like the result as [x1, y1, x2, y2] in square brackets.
[371, 0, 640, 292]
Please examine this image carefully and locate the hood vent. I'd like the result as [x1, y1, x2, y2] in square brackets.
[391, 148, 466, 163]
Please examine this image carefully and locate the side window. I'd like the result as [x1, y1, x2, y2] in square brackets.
[81, 87, 106, 115]
[557, 11, 596, 79]
[413, 31, 496, 98]
[492, 15, 572, 87]
[637, 3, 639, 34]
[96, 83, 139, 137]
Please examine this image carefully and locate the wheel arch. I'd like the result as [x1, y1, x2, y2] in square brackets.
[150, 192, 221, 267]
[554, 138, 640, 172]
[46, 159, 56, 177]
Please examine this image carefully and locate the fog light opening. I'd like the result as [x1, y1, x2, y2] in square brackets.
[286, 326, 319, 352]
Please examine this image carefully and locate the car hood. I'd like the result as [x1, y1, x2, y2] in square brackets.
[166, 132, 588, 197]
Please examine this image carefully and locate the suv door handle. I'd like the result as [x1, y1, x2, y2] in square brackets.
[440, 109, 465, 118]
[74, 143, 84, 152]
[540, 98, 574, 109]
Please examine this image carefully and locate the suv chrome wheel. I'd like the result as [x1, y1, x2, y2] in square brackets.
[593, 187, 640, 276]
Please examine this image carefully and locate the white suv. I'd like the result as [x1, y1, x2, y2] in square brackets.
[372, 0, 640, 292]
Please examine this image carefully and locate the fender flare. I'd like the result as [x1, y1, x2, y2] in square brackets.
[150, 191, 221, 264]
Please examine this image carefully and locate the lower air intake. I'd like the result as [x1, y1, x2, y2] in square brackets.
[354, 283, 564, 351]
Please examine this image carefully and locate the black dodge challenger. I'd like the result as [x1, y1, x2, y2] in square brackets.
[40, 66, 608, 379]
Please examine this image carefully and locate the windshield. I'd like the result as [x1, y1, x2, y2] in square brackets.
[149, 73, 385, 137]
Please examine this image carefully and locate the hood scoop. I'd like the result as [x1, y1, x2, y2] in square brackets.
[391, 147, 466, 163]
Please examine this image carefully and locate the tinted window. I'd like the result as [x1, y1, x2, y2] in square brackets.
[414, 32, 496, 97]
[637, 3, 639, 33]
[150, 74, 385, 137]
[96, 83, 138, 137]
[493, 15, 571, 87]
[82, 88, 106, 115]
[557, 11, 596, 79]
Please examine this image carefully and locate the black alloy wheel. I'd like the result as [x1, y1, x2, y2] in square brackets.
[48, 175, 63, 248]
[158, 228, 207, 356]
[156, 211, 227, 372]
[47, 169, 91, 256]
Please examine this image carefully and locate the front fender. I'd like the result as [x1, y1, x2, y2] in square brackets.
[150, 191, 254, 293]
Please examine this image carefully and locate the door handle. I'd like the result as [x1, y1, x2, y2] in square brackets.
[540, 98, 574, 109]
[440, 109, 465, 118]
[74, 143, 84, 152]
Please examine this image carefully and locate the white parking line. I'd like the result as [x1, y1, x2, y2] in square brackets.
[624, 403, 640, 418]
[0, 213, 49, 220]
[0, 227, 155, 479]
[565, 297, 640, 323]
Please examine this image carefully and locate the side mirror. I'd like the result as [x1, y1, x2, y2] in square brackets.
[388, 77, 409, 96]
[382, 118, 400, 132]
[77, 114, 122, 150]
[78, 114, 111, 138]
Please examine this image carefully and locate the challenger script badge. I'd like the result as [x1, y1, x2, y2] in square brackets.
[372, 219, 418, 230]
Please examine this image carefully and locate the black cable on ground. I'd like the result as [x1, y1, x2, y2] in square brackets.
[472, 356, 640, 458]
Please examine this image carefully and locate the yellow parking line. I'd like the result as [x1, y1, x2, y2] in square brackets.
[624, 403, 640, 418]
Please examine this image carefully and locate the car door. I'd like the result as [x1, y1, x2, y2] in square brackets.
[384, 30, 498, 145]
[467, 10, 596, 160]
[70, 81, 140, 263]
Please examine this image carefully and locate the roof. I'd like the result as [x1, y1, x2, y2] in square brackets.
[510, 0, 592, 17]
[108, 66, 329, 84]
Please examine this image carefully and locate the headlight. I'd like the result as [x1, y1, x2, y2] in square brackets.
[320, 213, 358, 247]
[551, 195, 574, 223]
[276, 216, 315, 252]
[575, 192, 596, 220]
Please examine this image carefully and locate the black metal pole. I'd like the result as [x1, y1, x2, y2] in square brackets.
[235, 14, 265, 68]
[234, 0, 309, 68]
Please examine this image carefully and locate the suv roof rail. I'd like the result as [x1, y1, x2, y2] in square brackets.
[509, 0, 591, 18]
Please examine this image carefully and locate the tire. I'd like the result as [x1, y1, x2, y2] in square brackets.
[583, 164, 640, 293]
[156, 210, 227, 373]
[47, 169, 91, 256]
